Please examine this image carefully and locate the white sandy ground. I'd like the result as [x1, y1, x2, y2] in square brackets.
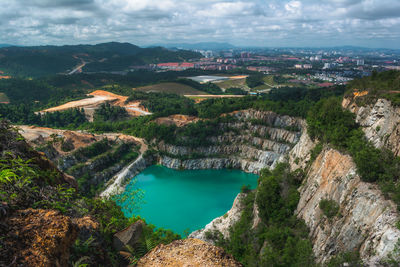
[42, 95, 113, 113]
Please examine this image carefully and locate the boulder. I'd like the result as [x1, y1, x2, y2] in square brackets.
[113, 220, 145, 251]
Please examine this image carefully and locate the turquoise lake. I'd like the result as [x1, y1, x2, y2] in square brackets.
[117, 165, 258, 235]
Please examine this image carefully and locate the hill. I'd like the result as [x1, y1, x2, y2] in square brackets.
[0, 44, 14, 48]
[0, 42, 201, 77]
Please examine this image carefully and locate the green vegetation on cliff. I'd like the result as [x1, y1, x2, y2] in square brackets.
[348, 70, 400, 106]
[214, 164, 315, 266]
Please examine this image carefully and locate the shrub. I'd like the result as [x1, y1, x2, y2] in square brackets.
[319, 199, 340, 218]
[61, 138, 74, 152]
[218, 164, 314, 266]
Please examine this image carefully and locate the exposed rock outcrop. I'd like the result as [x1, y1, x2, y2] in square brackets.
[2, 209, 78, 267]
[189, 193, 247, 243]
[288, 123, 316, 171]
[137, 238, 242, 267]
[343, 97, 400, 157]
[113, 220, 145, 251]
[296, 148, 400, 265]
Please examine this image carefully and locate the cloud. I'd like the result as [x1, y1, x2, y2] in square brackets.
[0, 0, 399, 48]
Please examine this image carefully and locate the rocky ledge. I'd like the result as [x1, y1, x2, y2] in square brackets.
[136, 238, 242, 267]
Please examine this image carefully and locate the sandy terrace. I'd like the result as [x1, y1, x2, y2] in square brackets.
[125, 101, 152, 116]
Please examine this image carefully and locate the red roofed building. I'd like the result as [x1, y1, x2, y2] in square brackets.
[318, 82, 334, 87]
[180, 62, 194, 68]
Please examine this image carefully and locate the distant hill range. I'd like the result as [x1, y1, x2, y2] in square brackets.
[0, 44, 14, 48]
[0, 42, 201, 77]
[159, 42, 236, 51]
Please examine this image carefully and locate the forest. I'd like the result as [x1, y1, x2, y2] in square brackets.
[0, 42, 201, 77]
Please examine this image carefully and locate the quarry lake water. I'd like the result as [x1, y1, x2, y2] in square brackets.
[117, 165, 258, 236]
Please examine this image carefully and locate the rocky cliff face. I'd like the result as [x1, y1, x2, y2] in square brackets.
[158, 109, 302, 174]
[343, 97, 400, 157]
[296, 147, 400, 265]
[288, 123, 316, 171]
[189, 193, 247, 243]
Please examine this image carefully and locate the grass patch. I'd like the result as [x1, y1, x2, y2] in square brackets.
[253, 84, 272, 91]
[214, 78, 248, 90]
[135, 82, 206, 95]
[263, 75, 275, 86]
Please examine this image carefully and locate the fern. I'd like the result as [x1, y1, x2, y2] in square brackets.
[145, 236, 157, 252]
[71, 256, 90, 267]
[121, 245, 139, 265]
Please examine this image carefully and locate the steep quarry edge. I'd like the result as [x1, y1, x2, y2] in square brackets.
[189, 193, 248, 243]
[100, 155, 148, 198]
[296, 147, 400, 265]
[192, 120, 400, 265]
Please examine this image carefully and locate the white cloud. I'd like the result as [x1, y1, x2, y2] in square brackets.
[285, 1, 302, 14]
[196, 2, 257, 17]
[0, 0, 399, 48]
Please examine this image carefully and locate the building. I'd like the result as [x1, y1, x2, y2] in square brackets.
[385, 66, 400, 70]
[241, 52, 251, 58]
[323, 63, 331, 69]
[294, 64, 312, 69]
[357, 59, 365, 66]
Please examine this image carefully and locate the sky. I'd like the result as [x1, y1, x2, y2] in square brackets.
[0, 0, 399, 48]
